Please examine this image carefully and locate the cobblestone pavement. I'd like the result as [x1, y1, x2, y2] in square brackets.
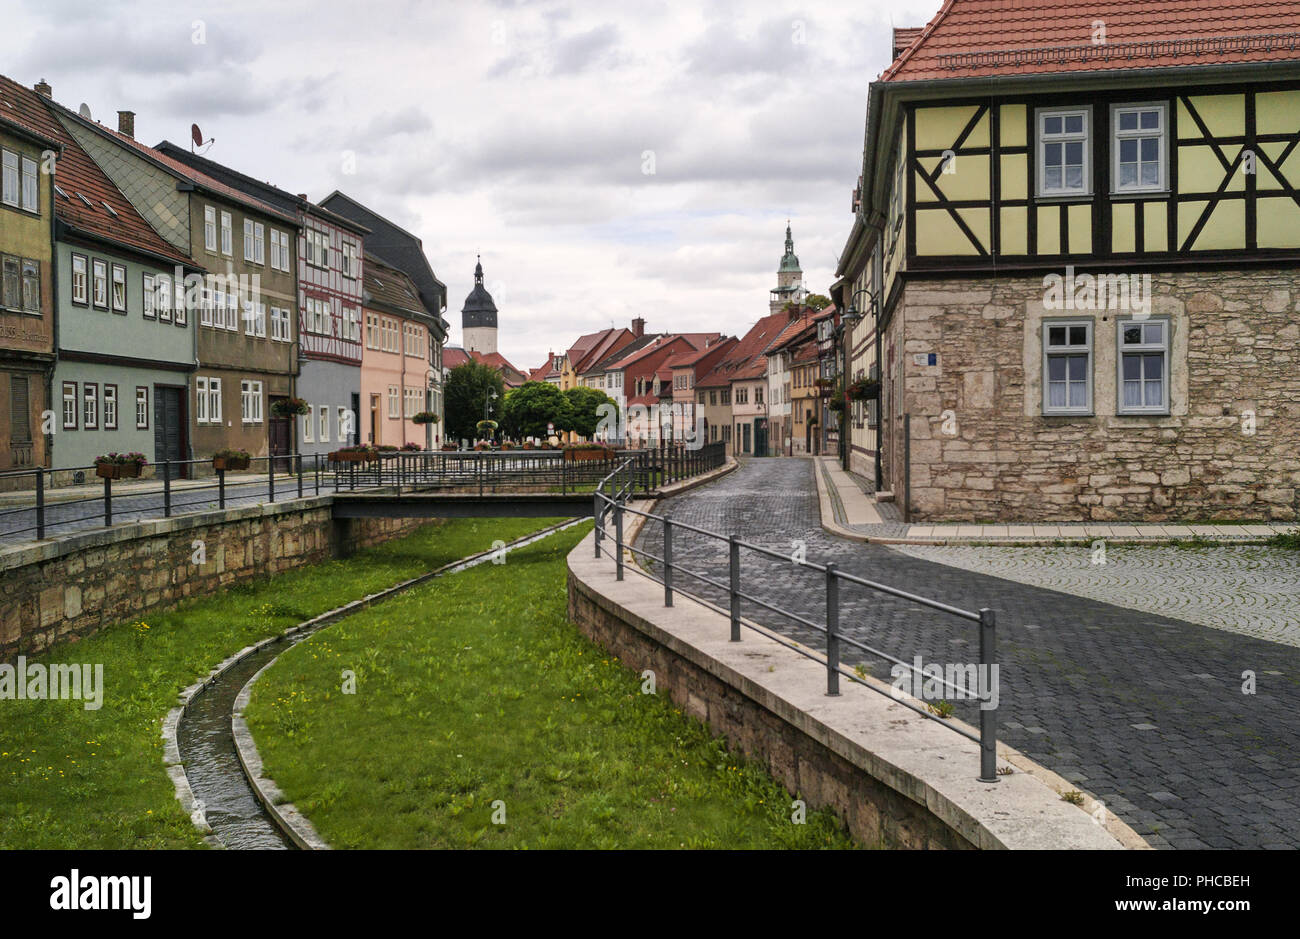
[892, 544, 1300, 647]
[635, 457, 1300, 849]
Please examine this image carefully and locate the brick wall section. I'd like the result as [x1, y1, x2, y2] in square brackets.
[0, 499, 427, 660]
[895, 271, 1300, 522]
[567, 576, 973, 849]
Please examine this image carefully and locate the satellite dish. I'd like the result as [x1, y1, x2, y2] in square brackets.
[78, 103, 92, 121]
[191, 123, 203, 147]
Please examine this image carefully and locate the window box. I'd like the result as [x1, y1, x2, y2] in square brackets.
[212, 448, 251, 472]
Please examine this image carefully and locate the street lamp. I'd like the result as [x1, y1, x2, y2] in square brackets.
[844, 288, 879, 488]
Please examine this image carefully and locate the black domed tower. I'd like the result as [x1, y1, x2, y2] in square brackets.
[461, 255, 498, 355]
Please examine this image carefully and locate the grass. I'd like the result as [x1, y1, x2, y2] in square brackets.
[245, 523, 858, 849]
[0, 516, 564, 849]
[1267, 529, 1300, 550]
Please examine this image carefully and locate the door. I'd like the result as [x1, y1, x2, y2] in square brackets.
[369, 394, 381, 446]
[754, 418, 768, 457]
[741, 422, 751, 454]
[154, 385, 187, 477]
[350, 392, 361, 447]
[267, 396, 292, 472]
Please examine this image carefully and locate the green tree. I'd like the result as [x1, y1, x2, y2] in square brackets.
[445, 362, 505, 445]
[786, 293, 831, 313]
[563, 386, 618, 439]
[501, 381, 572, 440]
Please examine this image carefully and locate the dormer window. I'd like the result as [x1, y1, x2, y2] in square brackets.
[1037, 108, 1091, 197]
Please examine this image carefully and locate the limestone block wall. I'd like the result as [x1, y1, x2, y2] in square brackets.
[0, 499, 428, 660]
[890, 271, 1300, 522]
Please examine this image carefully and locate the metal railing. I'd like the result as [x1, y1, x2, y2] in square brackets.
[0, 441, 729, 544]
[591, 452, 1000, 782]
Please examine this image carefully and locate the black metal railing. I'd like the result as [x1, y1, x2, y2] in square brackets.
[591, 451, 999, 782]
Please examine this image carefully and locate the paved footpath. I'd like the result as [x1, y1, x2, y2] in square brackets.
[637, 457, 1300, 849]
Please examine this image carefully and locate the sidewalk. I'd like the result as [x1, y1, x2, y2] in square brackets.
[813, 457, 1296, 546]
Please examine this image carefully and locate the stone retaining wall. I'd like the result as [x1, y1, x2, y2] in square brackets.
[0, 499, 427, 660]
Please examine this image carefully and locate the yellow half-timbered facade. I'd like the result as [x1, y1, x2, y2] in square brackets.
[833, 2, 1300, 523]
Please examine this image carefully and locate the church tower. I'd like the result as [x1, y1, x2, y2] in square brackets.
[769, 223, 805, 314]
[461, 255, 499, 355]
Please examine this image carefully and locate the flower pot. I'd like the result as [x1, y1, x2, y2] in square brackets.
[95, 463, 120, 480]
[213, 456, 250, 472]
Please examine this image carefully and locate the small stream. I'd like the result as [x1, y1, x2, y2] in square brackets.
[174, 519, 584, 850]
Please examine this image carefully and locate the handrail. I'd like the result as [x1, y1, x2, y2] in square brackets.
[591, 454, 1000, 782]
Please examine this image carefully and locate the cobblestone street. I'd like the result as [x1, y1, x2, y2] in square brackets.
[636, 457, 1300, 849]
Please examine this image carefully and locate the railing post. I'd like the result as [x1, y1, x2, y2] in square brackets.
[614, 501, 624, 581]
[163, 460, 172, 517]
[561, 455, 567, 495]
[315, 453, 320, 496]
[218, 466, 227, 508]
[35, 467, 45, 540]
[979, 608, 999, 783]
[903, 412, 912, 525]
[728, 534, 741, 641]
[268, 453, 275, 503]
[103, 475, 112, 527]
[825, 561, 840, 695]
[663, 518, 673, 607]
[297, 453, 304, 499]
[593, 492, 602, 558]
[396, 453, 403, 497]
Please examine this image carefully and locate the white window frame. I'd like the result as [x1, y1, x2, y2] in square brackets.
[20, 156, 37, 212]
[1111, 103, 1168, 194]
[143, 272, 156, 318]
[103, 384, 118, 430]
[1042, 318, 1094, 416]
[136, 386, 149, 429]
[1116, 316, 1170, 415]
[337, 406, 350, 443]
[244, 219, 255, 261]
[318, 404, 330, 443]
[71, 254, 87, 305]
[253, 222, 265, 265]
[207, 377, 222, 424]
[240, 380, 263, 424]
[62, 381, 77, 430]
[204, 206, 217, 251]
[387, 385, 399, 419]
[220, 211, 233, 256]
[303, 402, 314, 443]
[1036, 107, 1092, 198]
[1, 149, 17, 207]
[83, 382, 98, 429]
[111, 263, 127, 313]
[92, 259, 108, 309]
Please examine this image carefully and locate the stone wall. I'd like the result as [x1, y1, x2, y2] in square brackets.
[893, 270, 1300, 522]
[0, 498, 428, 660]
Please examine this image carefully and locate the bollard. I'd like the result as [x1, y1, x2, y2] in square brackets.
[663, 518, 674, 607]
[729, 535, 741, 641]
[979, 608, 999, 783]
[35, 467, 45, 540]
[826, 562, 840, 696]
[163, 461, 172, 517]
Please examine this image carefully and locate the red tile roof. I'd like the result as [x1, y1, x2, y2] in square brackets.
[0, 76, 194, 268]
[697, 311, 796, 387]
[884, 0, 1300, 82]
[441, 347, 529, 387]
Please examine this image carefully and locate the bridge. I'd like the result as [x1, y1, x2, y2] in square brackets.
[0, 443, 727, 545]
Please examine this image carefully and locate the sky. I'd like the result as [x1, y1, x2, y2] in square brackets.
[8, 0, 930, 372]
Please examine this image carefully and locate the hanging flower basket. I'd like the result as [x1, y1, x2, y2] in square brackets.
[848, 378, 880, 402]
[212, 448, 251, 471]
[271, 397, 311, 417]
[412, 411, 439, 425]
[475, 419, 498, 437]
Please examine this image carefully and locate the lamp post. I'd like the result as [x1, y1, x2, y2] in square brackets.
[844, 289, 878, 486]
[483, 388, 498, 443]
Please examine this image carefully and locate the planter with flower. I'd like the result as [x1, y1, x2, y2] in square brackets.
[270, 397, 311, 418]
[212, 447, 252, 472]
[401, 442, 421, 452]
[848, 377, 880, 402]
[329, 445, 377, 463]
[95, 452, 148, 479]
[475, 419, 498, 441]
[564, 443, 615, 463]
[412, 411, 439, 426]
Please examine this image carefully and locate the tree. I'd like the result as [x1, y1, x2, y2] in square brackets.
[804, 293, 831, 311]
[501, 381, 572, 440]
[445, 362, 505, 444]
[563, 386, 618, 439]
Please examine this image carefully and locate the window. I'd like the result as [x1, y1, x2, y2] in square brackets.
[136, 387, 149, 429]
[721, 388, 730, 405]
[253, 222, 265, 264]
[197, 377, 222, 423]
[21, 259, 39, 313]
[143, 273, 156, 318]
[71, 254, 88, 305]
[337, 406, 350, 443]
[313, 405, 327, 443]
[240, 381, 263, 423]
[1112, 104, 1167, 193]
[1118, 318, 1169, 414]
[1043, 320, 1093, 415]
[21, 156, 37, 212]
[174, 279, 187, 325]
[62, 382, 77, 430]
[303, 403, 314, 443]
[103, 384, 118, 429]
[270, 230, 290, 272]
[83, 383, 98, 429]
[244, 219, 255, 261]
[220, 211, 232, 256]
[111, 263, 127, 313]
[1, 149, 17, 206]
[387, 386, 399, 419]
[92, 259, 108, 309]
[243, 299, 266, 337]
[1, 255, 18, 308]
[342, 241, 358, 278]
[404, 387, 421, 418]
[366, 313, 379, 349]
[271, 306, 291, 341]
[204, 206, 217, 251]
[1037, 108, 1090, 197]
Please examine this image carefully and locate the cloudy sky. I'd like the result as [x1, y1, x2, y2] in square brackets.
[10, 0, 927, 372]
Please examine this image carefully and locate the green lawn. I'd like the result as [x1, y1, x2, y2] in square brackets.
[0, 517, 562, 849]
[245, 523, 857, 849]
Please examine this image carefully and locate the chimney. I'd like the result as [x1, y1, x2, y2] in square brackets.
[34, 79, 52, 99]
[117, 110, 135, 139]
[631, 317, 645, 338]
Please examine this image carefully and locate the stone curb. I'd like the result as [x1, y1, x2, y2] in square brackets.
[570, 531, 1143, 850]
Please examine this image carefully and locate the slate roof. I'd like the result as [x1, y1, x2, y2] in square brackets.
[0, 76, 193, 268]
[883, 0, 1300, 82]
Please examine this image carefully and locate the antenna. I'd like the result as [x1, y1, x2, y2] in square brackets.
[190, 123, 214, 154]
[78, 103, 92, 121]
